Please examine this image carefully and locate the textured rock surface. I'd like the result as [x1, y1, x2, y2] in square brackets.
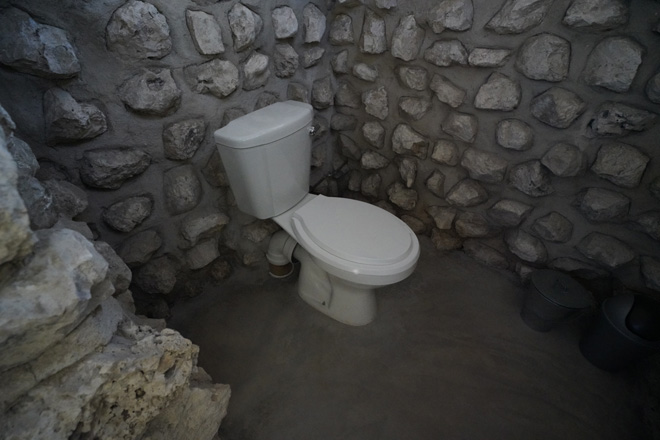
[119, 69, 181, 115]
[181, 211, 230, 247]
[588, 102, 657, 137]
[463, 239, 509, 269]
[330, 14, 354, 45]
[163, 165, 202, 215]
[563, 0, 629, 30]
[474, 73, 520, 111]
[428, 0, 474, 33]
[468, 48, 511, 67]
[399, 97, 431, 120]
[541, 143, 586, 177]
[397, 66, 428, 91]
[424, 40, 468, 67]
[516, 33, 570, 82]
[272, 6, 298, 39]
[576, 187, 630, 222]
[505, 229, 547, 263]
[391, 15, 424, 61]
[119, 230, 162, 267]
[532, 212, 573, 242]
[242, 52, 270, 90]
[186, 10, 225, 55]
[362, 86, 389, 120]
[461, 148, 508, 183]
[577, 232, 635, 269]
[103, 196, 153, 232]
[446, 179, 489, 207]
[185, 60, 239, 98]
[455, 212, 491, 238]
[398, 158, 418, 188]
[582, 36, 644, 92]
[647, 72, 660, 104]
[387, 182, 417, 210]
[106, 0, 171, 59]
[431, 140, 460, 166]
[591, 142, 649, 188]
[442, 111, 478, 143]
[229, 3, 263, 51]
[44, 88, 106, 145]
[80, 148, 150, 190]
[496, 119, 534, 151]
[312, 76, 334, 110]
[43, 180, 88, 219]
[488, 199, 533, 227]
[392, 124, 428, 159]
[431, 74, 467, 108]
[135, 256, 178, 294]
[486, 0, 553, 34]
[303, 3, 326, 43]
[360, 9, 387, 54]
[530, 87, 585, 128]
[509, 160, 554, 197]
[163, 119, 205, 161]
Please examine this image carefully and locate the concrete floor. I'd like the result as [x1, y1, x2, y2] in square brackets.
[169, 237, 649, 440]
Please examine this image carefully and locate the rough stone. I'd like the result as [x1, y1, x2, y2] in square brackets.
[496, 119, 534, 151]
[107, 0, 171, 59]
[576, 232, 635, 269]
[427, 206, 457, 229]
[376, 0, 397, 8]
[312, 76, 334, 110]
[186, 10, 224, 55]
[135, 256, 178, 294]
[331, 50, 349, 74]
[119, 230, 162, 267]
[399, 97, 431, 120]
[430, 74, 466, 108]
[391, 15, 425, 61]
[582, 36, 644, 92]
[185, 60, 239, 99]
[425, 170, 446, 197]
[202, 151, 228, 188]
[288, 83, 309, 103]
[431, 140, 460, 166]
[563, 0, 629, 30]
[330, 14, 354, 45]
[243, 52, 270, 91]
[488, 199, 533, 227]
[181, 211, 229, 247]
[93, 241, 131, 294]
[163, 119, 205, 161]
[392, 124, 428, 159]
[486, 0, 553, 34]
[431, 229, 463, 250]
[80, 148, 150, 190]
[541, 143, 586, 177]
[362, 122, 385, 148]
[550, 257, 609, 280]
[424, 40, 468, 67]
[530, 87, 586, 129]
[16, 176, 57, 229]
[591, 142, 649, 188]
[360, 9, 387, 54]
[301, 47, 325, 68]
[455, 212, 491, 238]
[396, 66, 428, 91]
[442, 111, 478, 143]
[44, 88, 106, 145]
[640, 256, 660, 291]
[387, 182, 417, 210]
[463, 239, 509, 269]
[468, 48, 512, 67]
[474, 73, 520, 111]
[361, 151, 390, 170]
[428, 0, 474, 33]
[273, 44, 299, 78]
[505, 229, 547, 263]
[331, 114, 357, 131]
[576, 187, 630, 222]
[650, 177, 660, 200]
[460, 148, 508, 183]
[588, 102, 657, 137]
[119, 69, 181, 116]
[7, 136, 38, 179]
[0, 8, 80, 78]
[210, 259, 233, 281]
[398, 158, 417, 188]
[42, 179, 88, 219]
[516, 33, 570, 82]
[303, 3, 326, 43]
[629, 211, 660, 241]
[509, 160, 554, 197]
[163, 165, 202, 215]
[446, 179, 489, 207]
[353, 63, 379, 82]
[228, 3, 263, 52]
[272, 6, 298, 39]
[335, 82, 360, 108]
[362, 86, 389, 120]
[361, 173, 382, 198]
[338, 134, 361, 160]
[532, 212, 573, 242]
[647, 72, 660, 104]
[103, 196, 152, 233]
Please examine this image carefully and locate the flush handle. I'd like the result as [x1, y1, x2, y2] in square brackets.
[309, 123, 320, 137]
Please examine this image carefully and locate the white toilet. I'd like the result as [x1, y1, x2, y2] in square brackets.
[214, 101, 420, 326]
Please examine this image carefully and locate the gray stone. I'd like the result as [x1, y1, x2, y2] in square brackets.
[44, 88, 106, 145]
[541, 143, 586, 177]
[330, 14, 354, 45]
[331, 50, 349, 74]
[273, 43, 299, 78]
[391, 15, 425, 61]
[427, 206, 457, 229]
[362, 86, 389, 120]
[221, 107, 246, 127]
[345, 171, 360, 193]
[516, 33, 570, 82]
[376, 0, 397, 8]
[640, 256, 660, 291]
[582, 36, 644, 93]
[505, 229, 547, 263]
[550, 257, 608, 280]
[591, 142, 649, 188]
[288, 83, 309, 103]
[338, 134, 361, 160]
[496, 119, 534, 151]
[474, 73, 521, 111]
[629, 211, 660, 241]
[301, 47, 325, 68]
[442, 111, 478, 143]
[425, 169, 446, 197]
[428, 0, 474, 33]
[468, 48, 512, 67]
[486, 0, 553, 34]
[210, 259, 233, 281]
[119, 229, 162, 266]
[0, 8, 80, 78]
[456, 212, 491, 238]
[51, 218, 93, 240]
[14, 175, 56, 230]
[163, 165, 202, 215]
[646, 72, 660, 104]
[361, 173, 382, 198]
[387, 182, 417, 210]
[135, 256, 178, 294]
[335, 82, 360, 108]
[119, 69, 181, 115]
[432, 229, 463, 250]
[312, 114, 329, 140]
[243, 52, 270, 91]
[392, 124, 428, 159]
[228, 3, 263, 51]
[362, 122, 385, 148]
[424, 40, 468, 67]
[399, 97, 431, 120]
[185, 60, 239, 99]
[398, 157, 417, 187]
[488, 199, 533, 227]
[576, 232, 635, 269]
[460, 148, 508, 183]
[509, 160, 554, 197]
[312, 76, 334, 110]
[303, 3, 326, 43]
[242, 220, 279, 243]
[532, 212, 573, 242]
[360, 9, 387, 54]
[103, 196, 153, 232]
[588, 102, 657, 137]
[463, 239, 509, 269]
[331, 114, 357, 131]
[255, 91, 279, 110]
[361, 151, 390, 169]
[7, 136, 38, 179]
[430, 74, 466, 108]
[42, 180, 88, 219]
[107, 0, 171, 59]
[530, 87, 585, 128]
[272, 6, 298, 39]
[650, 177, 660, 200]
[181, 211, 230, 246]
[186, 10, 224, 55]
[353, 63, 379, 82]
[396, 66, 428, 92]
[93, 241, 132, 294]
[446, 179, 489, 207]
[576, 187, 630, 222]
[563, 0, 629, 30]
[80, 148, 150, 190]
[163, 119, 205, 161]
[431, 140, 460, 166]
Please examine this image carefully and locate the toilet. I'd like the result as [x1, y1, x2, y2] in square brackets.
[214, 100, 419, 326]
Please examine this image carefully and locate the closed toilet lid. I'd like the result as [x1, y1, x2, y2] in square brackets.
[291, 195, 416, 266]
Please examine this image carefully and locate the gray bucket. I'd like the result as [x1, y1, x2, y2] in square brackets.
[521, 270, 593, 332]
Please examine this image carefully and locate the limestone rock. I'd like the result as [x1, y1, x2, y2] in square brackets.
[106, 0, 171, 59]
[362, 86, 389, 120]
[303, 3, 326, 43]
[243, 53, 270, 91]
[591, 142, 649, 188]
[392, 124, 428, 159]
[93, 241, 132, 294]
[582, 36, 644, 93]
[119, 69, 181, 116]
[0, 8, 80, 78]
[431, 140, 460, 166]
[455, 212, 491, 238]
[576, 232, 635, 269]
[42, 179, 88, 219]
[442, 111, 478, 143]
[460, 148, 508, 183]
[463, 239, 509, 269]
[575, 187, 630, 222]
[629, 211, 660, 241]
[103, 196, 153, 232]
[588, 102, 657, 137]
[530, 87, 585, 129]
[446, 179, 489, 207]
[398, 157, 417, 188]
[496, 119, 534, 151]
[640, 256, 660, 291]
[424, 40, 468, 67]
[399, 97, 431, 120]
[44, 88, 107, 145]
[80, 148, 150, 190]
[353, 63, 379, 82]
[312, 76, 334, 110]
[273, 44, 299, 78]
[509, 160, 554, 197]
[163, 119, 205, 161]
[431, 229, 463, 250]
[360, 9, 387, 54]
[468, 48, 512, 67]
[486, 0, 553, 34]
[425, 169, 446, 197]
[186, 10, 224, 55]
[135, 256, 178, 294]
[119, 230, 162, 267]
[330, 14, 354, 45]
[228, 3, 263, 51]
[361, 173, 382, 198]
[163, 165, 202, 215]
[301, 47, 325, 68]
[474, 73, 520, 111]
[541, 143, 586, 177]
[532, 212, 573, 242]
[272, 6, 298, 39]
[362, 122, 385, 148]
[387, 182, 417, 210]
[181, 211, 230, 247]
[488, 199, 533, 227]
[331, 114, 357, 131]
[427, 206, 457, 229]
[646, 72, 660, 104]
[430, 74, 466, 108]
[331, 50, 349, 74]
[428, 0, 474, 33]
[185, 60, 239, 99]
[335, 82, 360, 108]
[391, 15, 425, 61]
[361, 151, 390, 169]
[396, 66, 428, 91]
[505, 229, 547, 263]
[563, 0, 629, 30]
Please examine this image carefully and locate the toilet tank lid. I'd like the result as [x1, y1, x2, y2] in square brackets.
[214, 101, 313, 149]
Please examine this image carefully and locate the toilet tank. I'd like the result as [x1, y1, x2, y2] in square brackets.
[214, 101, 314, 219]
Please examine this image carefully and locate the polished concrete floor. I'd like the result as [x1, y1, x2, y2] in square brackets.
[169, 237, 649, 440]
